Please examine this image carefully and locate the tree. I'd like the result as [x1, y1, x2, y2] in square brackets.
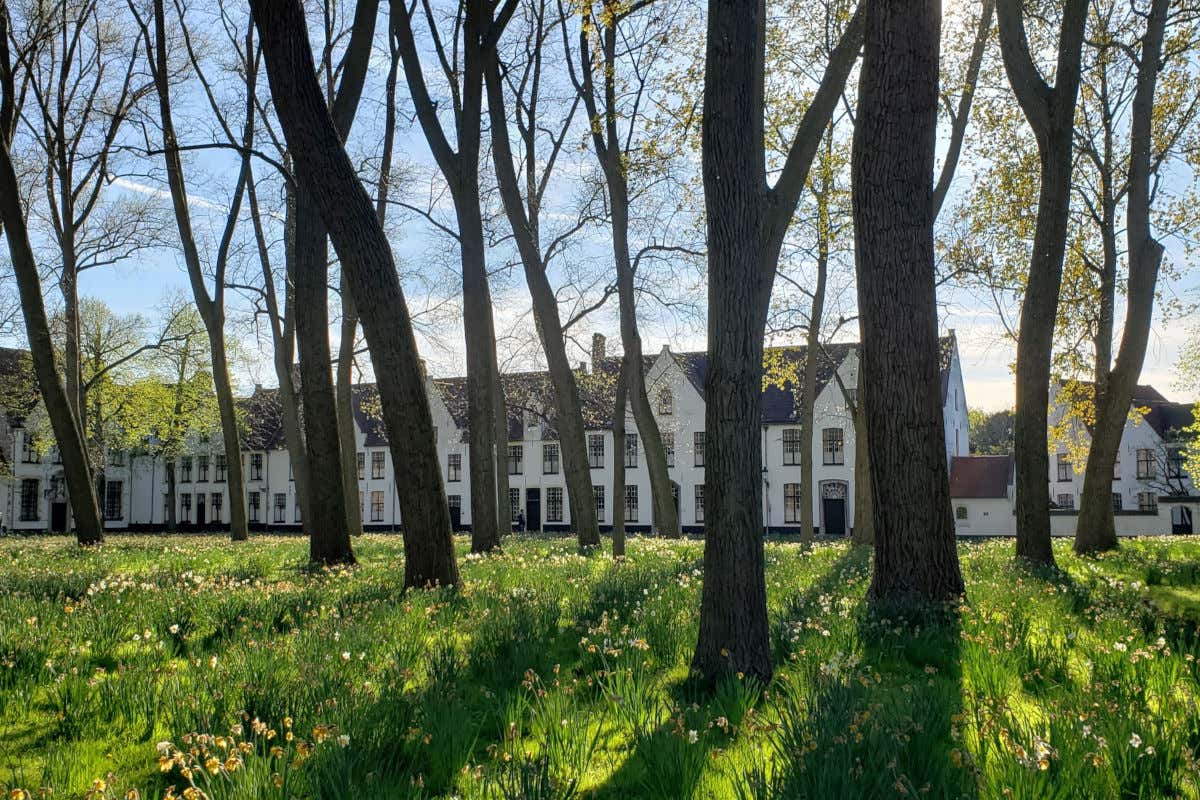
[852, 0, 963, 603]
[693, 0, 863, 685]
[484, 0, 601, 548]
[969, 408, 1015, 454]
[997, 0, 1089, 565]
[251, 0, 460, 588]
[391, 0, 509, 553]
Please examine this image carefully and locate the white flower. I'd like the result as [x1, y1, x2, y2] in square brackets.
[169, 624, 180, 635]
[1114, 642, 1127, 652]
[338, 734, 351, 747]
[341, 651, 351, 662]
[1129, 733, 1142, 748]
[688, 730, 699, 744]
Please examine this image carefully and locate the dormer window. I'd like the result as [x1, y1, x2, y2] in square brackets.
[657, 387, 674, 416]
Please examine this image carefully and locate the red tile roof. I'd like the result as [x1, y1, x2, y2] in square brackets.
[949, 455, 1013, 499]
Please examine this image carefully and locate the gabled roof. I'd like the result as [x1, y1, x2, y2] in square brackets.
[949, 455, 1014, 499]
[1142, 401, 1194, 441]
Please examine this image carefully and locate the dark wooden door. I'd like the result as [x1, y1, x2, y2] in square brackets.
[449, 498, 462, 531]
[51, 502, 67, 532]
[196, 494, 206, 526]
[822, 498, 846, 537]
[526, 488, 541, 532]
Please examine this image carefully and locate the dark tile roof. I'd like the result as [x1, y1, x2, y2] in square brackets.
[1142, 401, 1194, 441]
[949, 455, 1014, 499]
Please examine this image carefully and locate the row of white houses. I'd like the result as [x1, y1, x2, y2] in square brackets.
[0, 334, 1194, 538]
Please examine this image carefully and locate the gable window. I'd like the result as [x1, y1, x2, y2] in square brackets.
[782, 428, 802, 466]
[20, 479, 39, 521]
[625, 434, 639, 468]
[198, 455, 209, 482]
[588, 434, 605, 469]
[1167, 447, 1186, 479]
[211, 492, 223, 522]
[1138, 492, 1157, 513]
[695, 485, 704, 523]
[822, 428, 844, 466]
[357, 452, 365, 480]
[248, 491, 260, 522]
[785, 483, 802, 523]
[694, 431, 705, 467]
[1136, 449, 1155, 479]
[370, 490, 385, 522]
[594, 485, 605, 522]
[372, 451, 386, 479]
[663, 432, 675, 468]
[543, 443, 560, 475]
[1112, 493, 1123, 513]
[21, 433, 38, 463]
[181, 456, 193, 482]
[104, 480, 124, 520]
[110, 450, 125, 467]
[250, 453, 263, 481]
[1056, 493, 1074, 510]
[1056, 453, 1072, 482]
[508, 445, 524, 475]
[955, 505, 968, 521]
[273, 493, 286, 523]
[657, 387, 674, 416]
[547, 487, 564, 522]
[215, 454, 227, 482]
[624, 484, 639, 522]
[447, 453, 462, 482]
[181, 493, 192, 523]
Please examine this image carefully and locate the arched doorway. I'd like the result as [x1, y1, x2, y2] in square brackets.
[820, 480, 848, 537]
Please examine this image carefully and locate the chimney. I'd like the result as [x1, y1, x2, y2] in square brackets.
[591, 333, 606, 371]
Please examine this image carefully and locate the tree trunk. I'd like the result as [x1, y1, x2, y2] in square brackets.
[336, 289, 363, 538]
[208, 331, 250, 542]
[997, 0, 1089, 566]
[1075, 0, 1168, 555]
[798, 253, 827, 545]
[0, 140, 104, 545]
[692, 0, 773, 686]
[294, 184, 353, 564]
[165, 460, 177, 532]
[252, 0, 458, 588]
[494, 372, 512, 536]
[852, 0, 963, 604]
[612, 357, 629, 559]
[851, 369, 873, 546]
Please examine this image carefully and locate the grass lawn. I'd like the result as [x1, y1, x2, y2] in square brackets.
[1, 534, 1199, 799]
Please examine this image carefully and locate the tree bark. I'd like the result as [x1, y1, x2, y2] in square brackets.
[852, 0, 963, 604]
[493, 372, 512, 536]
[797, 229, 828, 545]
[612, 356, 629, 559]
[0, 139, 104, 545]
[165, 460, 177, 532]
[1075, 0, 1168, 554]
[997, 0, 1089, 566]
[252, 0, 459, 588]
[851, 367, 873, 546]
[336, 277, 364, 538]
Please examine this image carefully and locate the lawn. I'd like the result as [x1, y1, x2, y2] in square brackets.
[1, 534, 1198, 799]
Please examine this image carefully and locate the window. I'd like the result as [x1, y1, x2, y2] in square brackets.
[543, 443, 560, 475]
[1138, 492, 1157, 513]
[273, 493, 286, 523]
[357, 452, 365, 480]
[785, 483, 802, 523]
[510, 488, 521, 521]
[211, 492, 223, 522]
[1056, 493, 1074, 510]
[1137, 448, 1155, 479]
[1167, 447, 1186, 479]
[250, 453, 263, 481]
[822, 429, 844, 465]
[448, 495, 461, 515]
[447, 453, 462, 482]
[625, 434, 639, 468]
[955, 505, 968, 521]
[547, 487, 564, 522]
[21, 433, 37, 463]
[1056, 453, 1073, 482]
[782, 428, 802, 466]
[181, 493, 192, 523]
[163, 493, 172, 521]
[104, 480, 123, 520]
[215, 454, 227, 482]
[110, 450, 125, 467]
[20, 479, 39, 521]
[1113, 454, 1121, 480]
[695, 485, 704, 523]
[508, 445, 523, 475]
[181, 456, 193, 482]
[248, 491, 260, 522]
[1112, 493, 1123, 513]
[198, 455, 209, 482]
[663, 432, 675, 468]
[594, 485, 605, 522]
[588, 434, 605, 469]
[694, 431, 705, 467]
[372, 451, 386, 479]
[624, 485, 639, 522]
[294, 495, 302, 523]
[370, 490, 385, 522]
[657, 387, 673, 415]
